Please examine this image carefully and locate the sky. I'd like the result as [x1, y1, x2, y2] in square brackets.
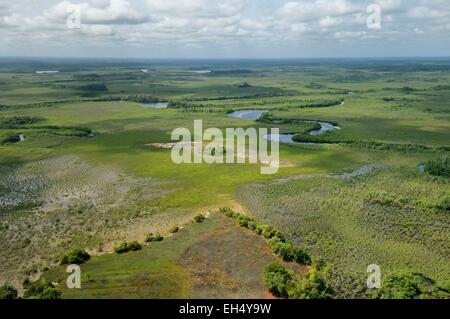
[0, 0, 449, 58]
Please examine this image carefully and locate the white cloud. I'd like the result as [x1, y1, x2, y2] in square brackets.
[280, 0, 361, 21]
[319, 16, 343, 28]
[0, 0, 449, 57]
[146, 0, 245, 18]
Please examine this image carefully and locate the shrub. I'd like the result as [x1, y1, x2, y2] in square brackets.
[0, 285, 18, 299]
[426, 157, 450, 178]
[263, 262, 293, 297]
[236, 214, 255, 228]
[1, 135, 21, 144]
[268, 237, 311, 264]
[114, 241, 142, 254]
[291, 267, 331, 299]
[293, 248, 312, 265]
[114, 242, 129, 254]
[128, 241, 142, 251]
[376, 270, 431, 299]
[169, 226, 179, 233]
[25, 280, 61, 299]
[433, 196, 450, 211]
[247, 221, 257, 231]
[38, 287, 62, 299]
[60, 248, 90, 265]
[194, 214, 205, 223]
[145, 234, 165, 242]
[261, 225, 279, 239]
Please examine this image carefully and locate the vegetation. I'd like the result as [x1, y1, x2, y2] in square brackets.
[193, 214, 205, 223]
[145, 233, 164, 242]
[24, 280, 61, 299]
[0, 285, 18, 299]
[221, 208, 311, 266]
[78, 83, 108, 92]
[426, 157, 450, 177]
[60, 249, 91, 265]
[290, 267, 332, 299]
[374, 270, 450, 299]
[263, 262, 332, 299]
[0, 58, 448, 299]
[114, 241, 142, 254]
[0, 116, 42, 128]
[263, 262, 293, 297]
[169, 226, 179, 233]
[268, 237, 311, 264]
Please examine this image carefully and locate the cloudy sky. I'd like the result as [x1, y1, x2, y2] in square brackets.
[0, 0, 449, 58]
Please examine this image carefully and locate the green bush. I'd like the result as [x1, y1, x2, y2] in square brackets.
[145, 233, 165, 242]
[114, 241, 142, 254]
[236, 214, 255, 228]
[169, 226, 179, 233]
[60, 248, 90, 265]
[194, 214, 205, 223]
[268, 237, 311, 265]
[25, 280, 61, 299]
[290, 267, 331, 299]
[128, 241, 142, 251]
[261, 225, 279, 239]
[263, 262, 293, 297]
[376, 270, 433, 299]
[247, 221, 257, 230]
[426, 157, 450, 178]
[0, 285, 18, 299]
[38, 287, 62, 299]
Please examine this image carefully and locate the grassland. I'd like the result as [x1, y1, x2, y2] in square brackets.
[0, 58, 448, 298]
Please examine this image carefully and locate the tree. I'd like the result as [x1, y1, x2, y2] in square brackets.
[263, 262, 293, 297]
[377, 270, 430, 299]
[291, 267, 331, 299]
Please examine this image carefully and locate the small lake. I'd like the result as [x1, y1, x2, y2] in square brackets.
[190, 70, 211, 74]
[35, 70, 59, 74]
[140, 102, 169, 109]
[228, 110, 268, 121]
[309, 122, 341, 135]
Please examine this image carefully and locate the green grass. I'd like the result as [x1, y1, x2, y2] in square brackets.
[0, 59, 449, 298]
[41, 214, 284, 299]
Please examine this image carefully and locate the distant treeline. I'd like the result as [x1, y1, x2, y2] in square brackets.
[167, 93, 287, 109]
[0, 95, 168, 110]
[257, 113, 340, 127]
[208, 69, 255, 76]
[294, 98, 344, 109]
[0, 116, 43, 129]
[87, 95, 167, 103]
[78, 83, 108, 92]
[291, 134, 450, 153]
[0, 116, 93, 143]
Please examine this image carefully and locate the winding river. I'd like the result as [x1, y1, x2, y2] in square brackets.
[228, 110, 341, 144]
